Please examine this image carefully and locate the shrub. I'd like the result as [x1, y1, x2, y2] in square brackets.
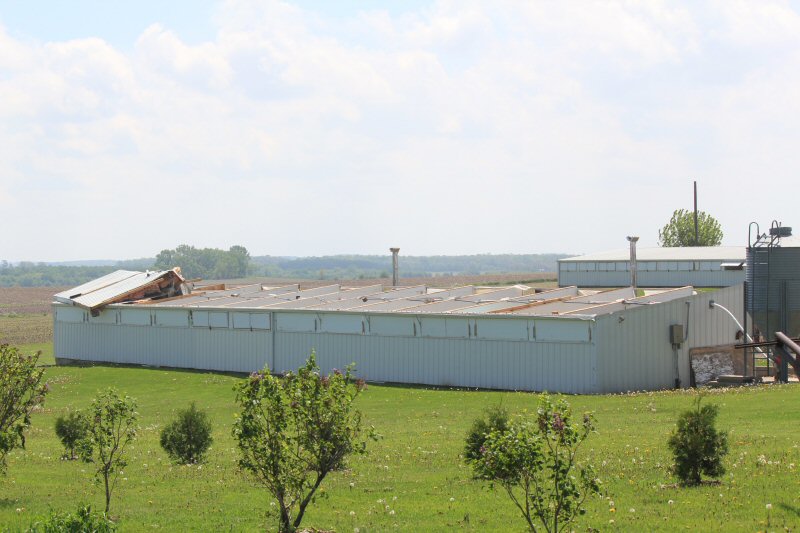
[464, 405, 509, 462]
[28, 504, 116, 532]
[667, 395, 729, 486]
[160, 402, 213, 464]
[54, 411, 89, 460]
[0, 344, 48, 473]
[233, 352, 375, 533]
[467, 394, 601, 532]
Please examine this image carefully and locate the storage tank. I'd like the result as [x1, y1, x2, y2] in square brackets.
[746, 222, 800, 341]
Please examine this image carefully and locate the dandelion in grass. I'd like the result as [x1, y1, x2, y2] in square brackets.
[766, 503, 773, 527]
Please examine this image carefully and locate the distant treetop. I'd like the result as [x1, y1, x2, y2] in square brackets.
[659, 209, 723, 247]
[153, 245, 250, 280]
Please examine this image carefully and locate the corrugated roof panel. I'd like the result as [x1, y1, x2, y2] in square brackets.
[153, 283, 271, 307]
[568, 287, 635, 304]
[522, 286, 581, 300]
[377, 285, 427, 299]
[399, 300, 481, 314]
[455, 301, 527, 314]
[459, 286, 526, 302]
[560, 286, 696, 316]
[70, 270, 177, 310]
[303, 288, 389, 311]
[335, 285, 384, 298]
[355, 299, 423, 312]
[511, 301, 600, 316]
[413, 286, 475, 301]
[221, 296, 290, 308]
[54, 270, 140, 304]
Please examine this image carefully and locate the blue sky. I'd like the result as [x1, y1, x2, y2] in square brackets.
[1, 1, 800, 261]
[0, 1, 219, 47]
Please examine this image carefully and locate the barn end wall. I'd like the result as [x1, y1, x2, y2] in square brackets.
[594, 284, 744, 392]
[53, 305, 599, 393]
[558, 268, 745, 288]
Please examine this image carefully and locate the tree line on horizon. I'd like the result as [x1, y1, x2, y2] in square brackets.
[0, 248, 567, 287]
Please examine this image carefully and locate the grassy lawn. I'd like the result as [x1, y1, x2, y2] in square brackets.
[1, 348, 799, 531]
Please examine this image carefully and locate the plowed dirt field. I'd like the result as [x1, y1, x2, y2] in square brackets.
[0, 286, 61, 344]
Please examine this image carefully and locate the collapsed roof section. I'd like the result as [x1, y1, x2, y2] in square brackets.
[138, 281, 694, 318]
[53, 268, 187, 315]
[54, 269, 699, 318]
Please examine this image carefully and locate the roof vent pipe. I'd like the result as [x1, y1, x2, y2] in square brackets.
[626, 236, 639, 288]
[390, 247, 400, 287]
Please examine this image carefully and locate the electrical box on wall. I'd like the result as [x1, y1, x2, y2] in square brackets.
[669, 324, 684, 346]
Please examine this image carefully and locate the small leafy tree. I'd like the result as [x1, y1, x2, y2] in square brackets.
[55, 411, 89, 460]
[78, 389, 138, 515]
[0, 344, 48, 473]
[468, 394, 601, 532]
[658, 208, 723, 247]
[464, 405, 509, 462]
[160, 402, 213, 464]
[667, 395, 728, 486]
[233, 353, 374, 533]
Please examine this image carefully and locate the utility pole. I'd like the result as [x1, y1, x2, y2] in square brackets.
[693, 181, 699, 246]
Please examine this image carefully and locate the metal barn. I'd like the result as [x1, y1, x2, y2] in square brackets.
[53, 271, 744, 393]
[558, 247, 746, 288]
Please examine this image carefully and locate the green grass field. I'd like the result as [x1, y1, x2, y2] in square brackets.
[1, 343, 800, 531]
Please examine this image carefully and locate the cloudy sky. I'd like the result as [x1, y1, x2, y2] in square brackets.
[2, 0, 799, 262]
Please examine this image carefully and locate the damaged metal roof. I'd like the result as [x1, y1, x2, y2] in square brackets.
[54, 268, 187, 314]
[54, 269, 699, 318]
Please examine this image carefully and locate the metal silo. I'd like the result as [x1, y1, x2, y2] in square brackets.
[746, 221, 800, 343]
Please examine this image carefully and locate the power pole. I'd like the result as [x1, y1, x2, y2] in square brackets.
[693, 181, 699, 246]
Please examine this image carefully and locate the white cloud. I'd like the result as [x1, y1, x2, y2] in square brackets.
[1, 1, 799, 261]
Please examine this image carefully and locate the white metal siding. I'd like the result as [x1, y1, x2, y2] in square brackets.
[273, 332, 596, 393]
[54, 305, 598, 393]
[56, 307, 87, 323]
[54, 322, 271, 373]
[155, 309, 189, 327]
[535, 320, 591, 342]
[558, 260, 745, 287]
[321, 314, 365, 334]
[594, 284, 744, 392]
[120, 308, 151, 326]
